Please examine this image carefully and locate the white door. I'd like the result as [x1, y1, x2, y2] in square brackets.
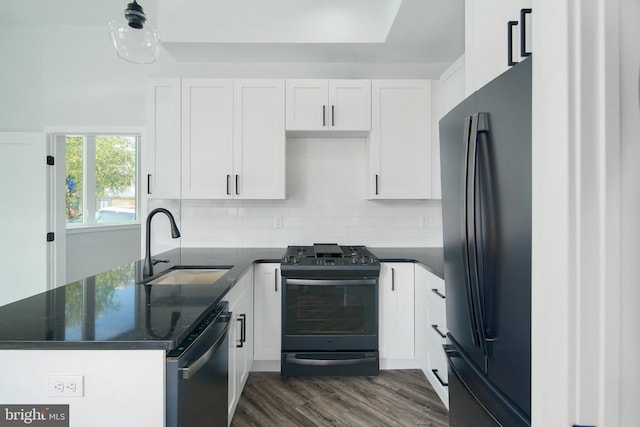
[329, 80, 371, 131]
[145, 79, 181, 199]
[285, 79, 328, 130]
[254, 264, 282, 361]
[370, 80, 432, 199]
[0, 133, 48, 306]
[234, 80, 286, 199]
[182, 79, 234, 199]
[379, 262, 415, 361]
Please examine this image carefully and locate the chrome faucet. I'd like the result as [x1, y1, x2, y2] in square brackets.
[143, 208, 181, 277]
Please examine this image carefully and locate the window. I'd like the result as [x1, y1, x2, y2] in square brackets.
[63, 134, 139, 226]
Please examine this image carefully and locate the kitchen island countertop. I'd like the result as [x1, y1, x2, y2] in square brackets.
[0, 246, 442, 350]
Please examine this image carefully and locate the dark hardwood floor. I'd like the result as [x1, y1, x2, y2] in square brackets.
[231, 369, 449, 427]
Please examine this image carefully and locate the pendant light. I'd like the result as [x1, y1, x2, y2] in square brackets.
[108, 1, 161, 64]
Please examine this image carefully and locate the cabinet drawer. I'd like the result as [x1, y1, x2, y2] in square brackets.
[427, 341, 449, 390]
[426, 274, 446, 305]
[426, 297, 447, 346]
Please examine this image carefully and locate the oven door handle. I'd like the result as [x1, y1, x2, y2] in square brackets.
[284, 278, 377, 286]
[179, 319, 230, 380]
[286, 354, 377, 366]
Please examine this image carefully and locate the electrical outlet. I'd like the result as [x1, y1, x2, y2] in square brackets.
[419, 216, 428, 228]
[48, 375, 84, 397]
[273, 216, 283, 228]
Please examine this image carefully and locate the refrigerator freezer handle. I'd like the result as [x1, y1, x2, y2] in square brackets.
[463, 116, 481, 349]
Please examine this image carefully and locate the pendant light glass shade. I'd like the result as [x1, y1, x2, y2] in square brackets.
[108, 1, 160, 64]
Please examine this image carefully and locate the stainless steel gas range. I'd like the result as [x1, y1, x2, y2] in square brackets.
[280, 244, 380, 377]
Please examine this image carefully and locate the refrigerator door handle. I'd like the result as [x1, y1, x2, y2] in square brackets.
[468, 114, 488, 356]
[473, 113, 497, 356]
[463, 115, 481, 348]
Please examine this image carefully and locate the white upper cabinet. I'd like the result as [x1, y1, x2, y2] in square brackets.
[233, 79, 286, 199]
[285, 79, 371, 133]
[181, 79, 234, 199]
[368, 80, 432, 199]
[145, 79, 182, 199]
[465, 0, 532, 94]
[179, 79, 286, 200]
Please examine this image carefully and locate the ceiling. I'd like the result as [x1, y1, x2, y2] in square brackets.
[1, 0, 464, 64]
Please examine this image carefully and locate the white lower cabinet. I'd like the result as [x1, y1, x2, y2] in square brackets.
[415, 264, 449, 408]
[226, 268, 254, 424]
[379, 262, 415, 365]
[253, 263, 282, 368]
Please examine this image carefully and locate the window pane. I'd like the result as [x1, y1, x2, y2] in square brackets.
[66, 136, 84, 225]
[95, 136, 137, 223]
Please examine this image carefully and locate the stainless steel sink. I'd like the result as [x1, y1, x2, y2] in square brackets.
[142, 267, 231, 286]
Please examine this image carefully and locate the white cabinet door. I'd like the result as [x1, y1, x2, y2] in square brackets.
[234, 80, 286, 199]
[286, 79, 371, 132]
[238, 268, 254, 388]
[285, 79, 328, 130]
[146, 78, 181, 199]
[465, 0, 532, 94]
[181, 79, 234, 199]
[253, 263, 282, 362]
[379, 262, 415, 361]
[369, 80, 432, 199]
[227, 269, 253, 423]
[328, 80, 371, 131]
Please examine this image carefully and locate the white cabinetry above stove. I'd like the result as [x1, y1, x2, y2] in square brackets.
[285, 79, 371, 135]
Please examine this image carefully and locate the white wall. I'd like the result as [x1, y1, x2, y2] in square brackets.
[619, 0, 640, 423]
[180, 138, 442, 248]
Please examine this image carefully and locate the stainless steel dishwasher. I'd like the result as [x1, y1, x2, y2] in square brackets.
[166, 301, 230, 427]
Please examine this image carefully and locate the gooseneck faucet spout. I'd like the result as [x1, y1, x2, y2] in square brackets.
[144, 208, 181, 278]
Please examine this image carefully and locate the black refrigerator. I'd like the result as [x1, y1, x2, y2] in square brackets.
[439, 57, 531, 427]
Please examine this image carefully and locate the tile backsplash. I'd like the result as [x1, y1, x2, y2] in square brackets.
[179, 137, 443, 248]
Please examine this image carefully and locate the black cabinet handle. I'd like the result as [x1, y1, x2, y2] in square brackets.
[375, 174, 379, 195]
[432, 324, 447, 339]
[147, 174, 152, 195]
[275, 268, 278, 292]
[226, 175, 230, 195]
[520, 8, 532, 57]
[331, 105, 335, 126]
[237, 314, 246, 348]
[391, 267, 395, 291]
[507, 21, 519, 66]
[431, 288, 446, 299]
[322, 105, 326, 127]
[432, 369, 448, 387]
[235, 175, 239, 195]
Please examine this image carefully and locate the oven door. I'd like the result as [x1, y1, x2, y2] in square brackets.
[282, 277, 378, 351]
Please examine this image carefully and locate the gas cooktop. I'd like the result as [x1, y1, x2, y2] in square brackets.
[280, 244, 380, 278]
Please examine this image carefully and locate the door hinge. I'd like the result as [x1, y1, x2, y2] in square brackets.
[46, 232, 55, 242]
[46, 155, 55, 165]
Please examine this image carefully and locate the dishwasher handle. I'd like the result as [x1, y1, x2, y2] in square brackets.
[179, 315, 230, 380]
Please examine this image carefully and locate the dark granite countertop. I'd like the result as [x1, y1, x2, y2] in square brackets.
[0, 246, 442, 350]
[371, 247, 443, 278]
